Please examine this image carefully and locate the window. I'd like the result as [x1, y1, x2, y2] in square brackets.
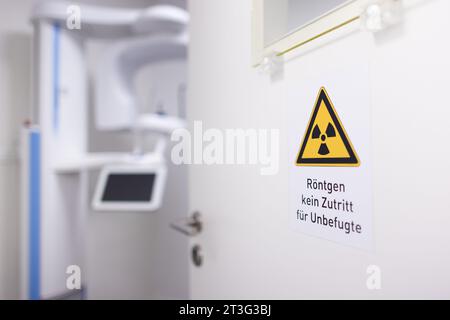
[252, 0, 369, 66]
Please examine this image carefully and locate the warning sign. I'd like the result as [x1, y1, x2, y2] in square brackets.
[288, 61, 373, 250]
[296, 87, 359, 167]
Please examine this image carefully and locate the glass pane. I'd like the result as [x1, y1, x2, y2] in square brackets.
[264, 0, 350, 46]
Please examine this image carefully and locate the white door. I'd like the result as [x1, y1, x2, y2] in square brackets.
[187, 0, 450, 299]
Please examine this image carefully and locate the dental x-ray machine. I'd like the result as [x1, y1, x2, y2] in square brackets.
[21, 1, 188, 300]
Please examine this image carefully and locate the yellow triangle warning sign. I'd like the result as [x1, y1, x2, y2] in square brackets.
[296, 87, 360, 167]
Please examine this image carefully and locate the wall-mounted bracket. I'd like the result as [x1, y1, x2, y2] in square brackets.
[361, 0, 403, 32]
[257, 51, 283, 77]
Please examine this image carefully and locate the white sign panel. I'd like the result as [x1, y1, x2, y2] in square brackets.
[288, 61, 373, 250]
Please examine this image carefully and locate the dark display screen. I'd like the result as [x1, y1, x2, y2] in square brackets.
[101, 173, 156, 202]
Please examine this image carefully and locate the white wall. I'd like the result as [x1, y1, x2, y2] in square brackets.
[188, 0, 450, 299]
[0, 0, 34, 300]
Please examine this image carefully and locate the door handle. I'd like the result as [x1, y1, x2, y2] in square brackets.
[170, 211, 202, 236]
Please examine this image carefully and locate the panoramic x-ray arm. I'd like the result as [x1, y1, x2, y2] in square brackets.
[95, 33, 188, 132]
[32, 1, 189, 38]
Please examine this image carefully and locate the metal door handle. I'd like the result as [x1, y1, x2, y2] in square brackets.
[170, 211, 202, 236]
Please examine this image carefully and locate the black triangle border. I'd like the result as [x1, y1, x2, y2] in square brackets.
[296, 87, 359, 166]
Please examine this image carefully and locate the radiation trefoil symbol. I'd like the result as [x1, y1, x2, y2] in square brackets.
[296, 87, 360, 167]
[311, 122, 336, 155]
